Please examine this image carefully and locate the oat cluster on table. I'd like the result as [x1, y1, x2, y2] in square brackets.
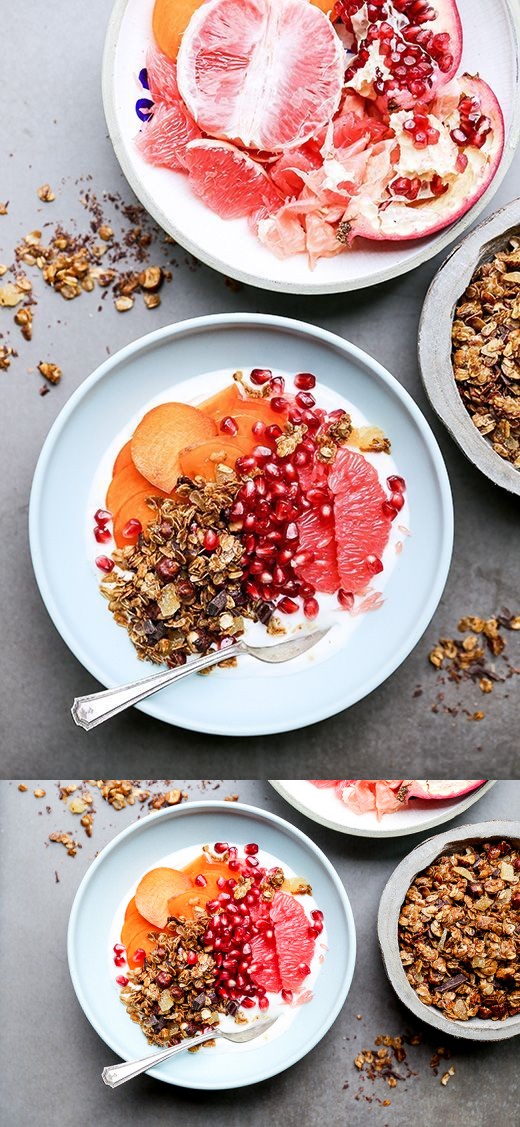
[399, 839, 520, 1021]
[452, 237, 520, 467]
[426, 610, 519, 718]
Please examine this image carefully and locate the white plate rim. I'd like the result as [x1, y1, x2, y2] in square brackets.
[28, 311, 454, 735]
[101, 0, 520, 295]
[67, 799, 357, 1088]
[269, 780, 497, 837]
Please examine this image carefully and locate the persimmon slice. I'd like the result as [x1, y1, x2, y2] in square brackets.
[134, 866, 193, 929]
[179, 437, 249, 481]
[106, 463, 155, 515]
[131, 402, 217, 493]
[113, 492, 167, 547]
[113, 440, 134, 476]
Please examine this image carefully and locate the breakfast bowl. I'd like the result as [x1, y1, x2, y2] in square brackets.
[419, 199, 520, 496]
[378, 820, 520, 1041]
[67, 800, 356, 1087]
[102, 0, 520, 294]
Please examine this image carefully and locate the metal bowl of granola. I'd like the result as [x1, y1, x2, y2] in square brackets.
[419, 199, 520, 496]
[378, 820, 520, 1041]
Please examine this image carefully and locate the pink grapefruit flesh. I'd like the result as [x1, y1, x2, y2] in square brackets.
[328, 448, 392, 594]
[271, 891, 315, 992]
[136, 100, 202, 170]
[249, 932, 282, 993]
[296, 505, 340, 595]
[176, 0, 345, 152]
[184, 139, 283, 218]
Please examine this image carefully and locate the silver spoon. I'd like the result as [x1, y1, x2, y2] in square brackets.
[102, 1016, 279, 1087]
[71, 627, 330, 730]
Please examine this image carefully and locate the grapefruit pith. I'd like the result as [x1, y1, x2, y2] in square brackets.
[184, 139, 283, 218]
[176, 0, 345, 152]
[328, 448, 392, 594]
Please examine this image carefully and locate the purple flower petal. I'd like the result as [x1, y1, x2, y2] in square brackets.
[136, 98, 154, 123]
[138, 67, 150, 90]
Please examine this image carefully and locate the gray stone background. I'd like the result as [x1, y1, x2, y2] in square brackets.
[1, 779, 518, 1127]
[0, 1, 519, 775]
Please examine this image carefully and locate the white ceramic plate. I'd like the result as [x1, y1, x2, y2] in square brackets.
[29, 313, 453, 735]
[67, 801, 356, 1088]
[270, 780, 496, 837]
[102, 0, 520, 294]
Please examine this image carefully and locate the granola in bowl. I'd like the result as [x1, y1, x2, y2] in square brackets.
[111, 839, 326, 1050]
[90, 366, 409, 672]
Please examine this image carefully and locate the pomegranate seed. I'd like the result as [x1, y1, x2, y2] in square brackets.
[265, 423, 282, 441]
[246, 855, 259, 868]
[295, 390, 316, 409]
[217, 876, 227, 889]
[264, 929, 274, 941]
[114, 954, 126, 966]
[252, 420, 265, 437]
[298, 962, 311, 976]
[311, 909, 323, 922]
[289, 409, 303, 425]
[303, 410, 320, 431]
[278, 548, 294, 566]
[227, 878, 237, 890]
[320, 503, 333, 520]
[220, 415, 238, 436]
[252, 444, 272, 462]
[294, 372, 316, 390]
[304, 597, 319, 619]
[250, 367, 272, 385]
[293, 549, 314, 568]
[300, 581, 315, 597]
[241, 997, 256, 1008]
[387, 474, 406, 492]
[207, 899, 221, 912]
[203, 529, 219, 551]
[95, 555, 114, 573]
[390, 490, 405, 511]
[270, 396, 288, 413]
[382, 500, 398, 519]
[265, 461, 282, 480]
[366, 554, 384, 575]
[244, 842, 259, 855]
[122, 518, 142, 540]
[294, 448, 311, 467]
[94, 508, 112, 526]
[194, 874, 207, 887]
[214, 841, 229, 854]
[218, 892, 232, 903]
[94, 525, 111, 543]
[133, 948, 146, 964]
[270, 376, 285, 395]
[113, 943, 125, 954]
[228, 858, 241, 871]
[244, 513, 257, 532]
[308, 926, 320, 939]
[282, 989, 293, 1004]
[338, 588, 354, 610]
[285, 522, 299, 541]
[115, 975, 128, 986]
[236, 455, 257, 475]
[278, 596, 299, 614]
[258, 996, 270, 1010]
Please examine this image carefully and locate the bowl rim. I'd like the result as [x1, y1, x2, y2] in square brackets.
[67, 799, 357, 1088]
[269, 780, 496, 838]
[377, 819, 520, 1041]
[101, 0, 520, 295]
[28, 311, 454, 734]
[418, 198, 520, 495]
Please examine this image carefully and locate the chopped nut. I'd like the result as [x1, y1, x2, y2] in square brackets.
[38, 361, 62, 385]
[37, 183, 56, 202]
[14, 306, 33, 340]
[0, 283, 24, 307]
[115, 294, 135, 312]
[139, 265, 163, 290]
[143, 291, 161, 309]
[18, 783, 28, 792]
[0, 202, 8, 215]
[33, 788, 46, 798]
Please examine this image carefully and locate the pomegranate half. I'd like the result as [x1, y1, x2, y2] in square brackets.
[343, 75, 504, 241]
[338, 0, 463, 110]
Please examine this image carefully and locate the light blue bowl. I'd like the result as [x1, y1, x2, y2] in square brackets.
[29, 313, 453, 734]
[67, 801, 356, 1088]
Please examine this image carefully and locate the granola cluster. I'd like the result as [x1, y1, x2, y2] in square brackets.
[399, 839, 520, 1021]
[427, 610, 520, 714]
[100, 478, 262, 666]
[120, 918, 225, 1047]
[451, 236, 520, 467]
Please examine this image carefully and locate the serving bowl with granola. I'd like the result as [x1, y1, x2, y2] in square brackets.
[29, 313, 452, 734]
[378, 820, 520, 1040]
[67, 800, 356, 1087]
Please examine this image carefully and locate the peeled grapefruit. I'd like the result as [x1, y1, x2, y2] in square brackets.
[250, 931, 283, 993]
[271, 891, 315, 992]
[296, 505, 340, 594]
[328, 448, 391, 594]
[184, 139, 283, 218]
[176, 0, 345, 152]
[136, 100, 202, 171]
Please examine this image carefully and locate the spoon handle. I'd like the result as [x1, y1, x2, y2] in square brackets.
[102, 1029, 218, 1087]
[71, 644, 244, 729]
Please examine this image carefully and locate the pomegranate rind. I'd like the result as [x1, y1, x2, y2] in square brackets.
[176, 0, 345, 152]
[345, 75, 504, 242]
[271, 891, 316, 992]
[328, 448, 391, 594]
[184, 139, 283, 218]
[405, 780, 485, 801]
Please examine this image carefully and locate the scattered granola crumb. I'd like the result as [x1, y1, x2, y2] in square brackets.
[0, 202, 8, 215]
[115, 294, 134, 312]
[14, 306, 33, 340]
[425, 608, 519, 717]
[33, 788, 46, 798]
[441, 1067, 455, 1086]
[37, 183, 56, 202]
[49, 830, 82, 857]
[38, 360, 62, 385]
[224, 793, 239, 802]
[18, 783, 28, 792]
[55, 870, 60, 883]
[0, 343, 14, 370]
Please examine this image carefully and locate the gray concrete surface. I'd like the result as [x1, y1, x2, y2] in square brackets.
[0, 1, 519, 777]
[1, 779, 519, 1127]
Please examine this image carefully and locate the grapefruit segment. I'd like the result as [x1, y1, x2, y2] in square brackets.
[250, 932, 283, 993]
[146, 44, 182, 105]
[184, 139, 283, 219]
[296, 506, 340, 595]
[271, 891, 315, 992]
[329, 448, 391, 594]
[136, 100, 202, 171]
[176, 0, 345, 152]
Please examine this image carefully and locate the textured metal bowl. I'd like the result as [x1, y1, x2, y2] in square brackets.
[419, 200, 520, 496]
[378, 820, 520, 1041]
